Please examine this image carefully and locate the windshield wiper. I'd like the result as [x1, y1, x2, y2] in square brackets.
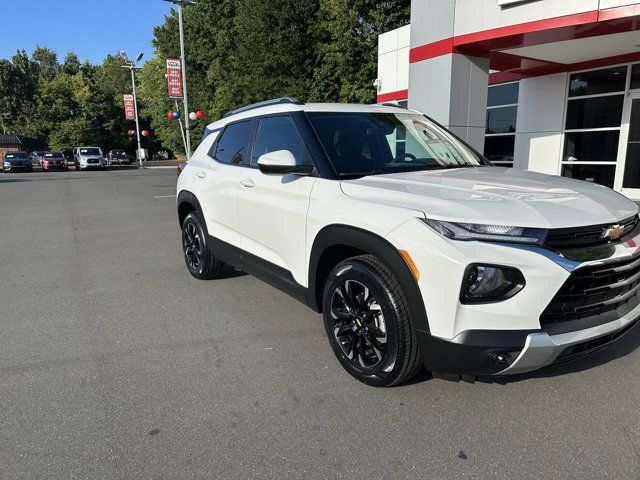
[338, 170, 386, 179]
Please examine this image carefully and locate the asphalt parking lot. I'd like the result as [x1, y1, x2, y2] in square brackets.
[1, 168, 640, 479]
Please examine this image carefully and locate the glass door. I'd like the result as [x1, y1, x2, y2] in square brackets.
[619, 93, 640, 199]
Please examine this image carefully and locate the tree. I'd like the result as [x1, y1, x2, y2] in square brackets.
[32, 46, 59, 81]
[310, 0, 410, 103]
[62, 52, 81, 75]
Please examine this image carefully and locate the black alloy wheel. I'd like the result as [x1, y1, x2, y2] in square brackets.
[183, 221, 203, 272]
[322, 255, 422, 387]
[181, 212, 225, 280]
[330, 279, 388, 368]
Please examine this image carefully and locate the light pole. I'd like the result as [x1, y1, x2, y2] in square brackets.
[121, 52, 145, 169]
[164, 0, 195, 159]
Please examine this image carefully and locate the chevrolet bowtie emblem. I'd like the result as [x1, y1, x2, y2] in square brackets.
[603, 224, 625, 241]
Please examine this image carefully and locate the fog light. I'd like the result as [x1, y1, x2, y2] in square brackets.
[487, 352, 513, 365]
[461, 264, 525, 304]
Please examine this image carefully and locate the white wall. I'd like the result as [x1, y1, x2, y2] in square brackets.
[599, 0, 640, 8]
[377, 25, 410, 96]
[452, 0, 600, 37]
[514, 73, 568, 173]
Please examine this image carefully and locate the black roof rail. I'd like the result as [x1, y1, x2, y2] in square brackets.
[224, 97, 305, 118]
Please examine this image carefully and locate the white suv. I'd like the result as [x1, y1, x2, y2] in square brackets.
[177, 98, 640, 386]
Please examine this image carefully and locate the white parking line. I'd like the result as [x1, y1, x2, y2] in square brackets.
[154, 195, 176, 199]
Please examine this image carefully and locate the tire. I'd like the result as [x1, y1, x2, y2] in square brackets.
[322, 255, 422, 387]
[181, 212, 225, 280]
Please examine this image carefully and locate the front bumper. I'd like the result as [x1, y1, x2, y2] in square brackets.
[3, 164, 31, 171]
[43, 163, 66, 169]
[418, 305, 640, 376]
[386, 217, 640, 376]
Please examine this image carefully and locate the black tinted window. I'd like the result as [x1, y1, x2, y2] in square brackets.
[251, 116, 311, 167]
[487, 83, 519, 107]
[566, 95, 624, 129]
[486, 106, 517, 134]
[214, 121, 252, 165]
[569, 66, 627, 97]
[632, 64, 640, 90]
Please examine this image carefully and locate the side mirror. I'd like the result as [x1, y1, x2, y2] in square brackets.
[257, 150, 314, 176]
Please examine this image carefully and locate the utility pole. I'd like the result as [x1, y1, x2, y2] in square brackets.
[121, 52, 145, 169]
[164, 0, 195, 159]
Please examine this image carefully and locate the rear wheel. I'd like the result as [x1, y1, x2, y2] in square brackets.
[181, 212, 225, 280]
[322, 255, 422, 387]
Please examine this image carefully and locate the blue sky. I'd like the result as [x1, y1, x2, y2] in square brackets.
[0, 0, 174, 64]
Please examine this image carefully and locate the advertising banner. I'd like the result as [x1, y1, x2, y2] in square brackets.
[166, 58, 183, 99]
[124, 94, 136, 120]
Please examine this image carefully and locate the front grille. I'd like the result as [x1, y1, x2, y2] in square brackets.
[88, 159, 98, 164]
[545, 215, 639, 249]
[540, 254, 640, 327]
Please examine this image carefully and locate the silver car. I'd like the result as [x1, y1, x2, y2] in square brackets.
[73, 147, 105, 171]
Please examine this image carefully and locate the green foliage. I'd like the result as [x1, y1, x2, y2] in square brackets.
[0, 0, 410, 153]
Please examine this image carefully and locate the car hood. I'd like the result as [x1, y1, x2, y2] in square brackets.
[339, 167, 638, 229]
[80, 156, 102, 160]
[6, 159, 29, 164]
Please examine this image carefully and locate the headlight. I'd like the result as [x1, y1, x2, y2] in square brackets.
[423, 219, 547, 245]
[461, 264, 525, 304]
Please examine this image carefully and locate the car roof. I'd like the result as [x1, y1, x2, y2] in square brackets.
[206, 101, 416, 131]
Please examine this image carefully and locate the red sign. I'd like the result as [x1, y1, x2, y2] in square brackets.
[124, 94, 135, 120]
[166, 58, 183, 99]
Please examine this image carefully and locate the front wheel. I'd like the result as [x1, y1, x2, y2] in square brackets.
[181, 212, 225, 280]
[322, 255, 422, 387]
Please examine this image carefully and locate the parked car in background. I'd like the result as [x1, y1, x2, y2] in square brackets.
[3, 151, 33, 173]
[153, 150, 173, 161]
[73, 147, 105, 171]
[29, 151, 47, 167]
[177, 162, 187, 175]
[107, 149, 131, 165]
[41, 152, 68, 171]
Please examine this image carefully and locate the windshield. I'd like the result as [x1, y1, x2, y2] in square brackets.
[111, 150, 127, 157]
[5, 152, 28, 159]
[307, 112, 488, 178]
[45, 152, 64, 158]
[80, 148, 101, 156]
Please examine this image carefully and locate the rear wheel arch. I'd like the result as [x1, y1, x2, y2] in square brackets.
[308, 225, 429, 334]
[177, 190, 203, 228]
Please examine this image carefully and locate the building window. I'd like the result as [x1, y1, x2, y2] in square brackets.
[484, 82, 519, 167]
[632, 64, 640, 90]
[561, 66, 628, 188]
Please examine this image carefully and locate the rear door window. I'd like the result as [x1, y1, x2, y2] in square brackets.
[213, 121, 252, 165]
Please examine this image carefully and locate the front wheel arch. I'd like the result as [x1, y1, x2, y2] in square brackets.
[308, 225, 429, 334]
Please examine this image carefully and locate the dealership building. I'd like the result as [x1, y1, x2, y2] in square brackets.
[377, 1, 640, 197]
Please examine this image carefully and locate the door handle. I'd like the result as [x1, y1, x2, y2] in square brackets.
[195, 170, 206, 179]
[240, 178, 255, 188]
